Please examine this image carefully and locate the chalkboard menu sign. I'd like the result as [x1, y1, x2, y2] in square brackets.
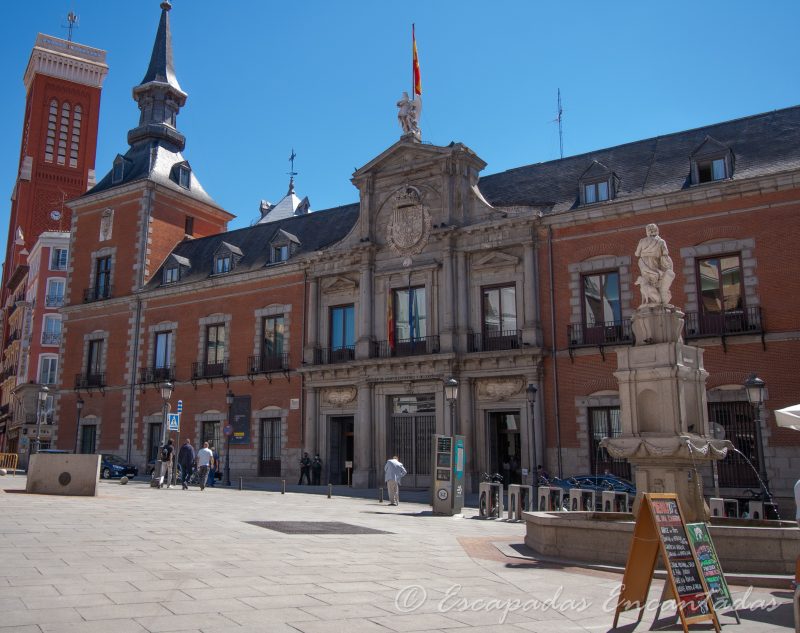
[650, 498, 708, 618]
[686, 522, 735, 615]
[612, 494, 720, 633]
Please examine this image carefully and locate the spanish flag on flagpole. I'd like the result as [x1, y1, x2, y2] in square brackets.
[412, 24, 422, 97]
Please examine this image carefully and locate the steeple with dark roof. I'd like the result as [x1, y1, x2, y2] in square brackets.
[127, 1, 188, 151]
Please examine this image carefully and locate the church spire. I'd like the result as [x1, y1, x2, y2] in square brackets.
[127, 1, 188, 150]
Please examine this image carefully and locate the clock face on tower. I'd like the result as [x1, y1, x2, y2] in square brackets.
[50, 210, 62, 221]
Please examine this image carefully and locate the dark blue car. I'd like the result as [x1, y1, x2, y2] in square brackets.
[100, 454, 138, 479]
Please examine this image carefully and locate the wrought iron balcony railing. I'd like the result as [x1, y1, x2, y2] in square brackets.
[83, 285, 113, 303]
[139, 366, 176, 384]
[372, 335, 440, 359]
[41, 332, 61, 345]
[568, 320, 633, 348]
[248, 353, 290, 375]
[684, 306, 763, 339]
[192, 360, 229, 380]
[468, 329, 522, 353]
[75, 373, 105, 389]
[313, 345, 356, 365]
[45, 295, 65, 308]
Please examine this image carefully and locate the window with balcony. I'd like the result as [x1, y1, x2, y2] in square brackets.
[50, 248, 68, 271]
[86, 339, 103, 387]
[38, 356, 58, 385]
[588, 406, 631, 479]
[204, 324, 226, 375]
[581, 271, 624, 345]
[476, 285, 519, 351]
[326, 304, 355, 362]
[42, 316, 61, 346]
[46, 279, 65, 307]
[696, 254, 748, 335]
[93, 256, 112, 300]
[153, 331, 173, 381]
[260, 315, 285, 370]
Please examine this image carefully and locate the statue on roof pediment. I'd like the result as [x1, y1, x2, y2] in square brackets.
[386, 186, 431, 256]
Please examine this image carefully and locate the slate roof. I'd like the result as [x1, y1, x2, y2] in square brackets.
[139, 1, 182, 93]
[146, 203, 360, 290]
[477, 105, 800, 213]
[87, 142, 218, 206]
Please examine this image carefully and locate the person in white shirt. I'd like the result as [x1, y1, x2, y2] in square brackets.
[196, 442, 215, 491]
[384, 456, 407, 506]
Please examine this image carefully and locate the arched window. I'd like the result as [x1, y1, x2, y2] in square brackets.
[44, 100, 57, 162]
[57, 102, 70, 165]
[70, 105, 82, 168]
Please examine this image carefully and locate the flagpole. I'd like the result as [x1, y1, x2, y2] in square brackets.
[411, 24, 415, 102]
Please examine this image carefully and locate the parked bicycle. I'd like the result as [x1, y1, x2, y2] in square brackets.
[479, 472, 504, 518]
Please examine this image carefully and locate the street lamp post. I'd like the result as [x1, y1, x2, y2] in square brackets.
[32, 385, 50, 455]
[225, 388, 234, 486]
[154, 381, 173, 485]
[744, 373, 770, 496]
[73, 396, 84, 454]
[526, 383, 538, 484]
[444, 377, 458, 436]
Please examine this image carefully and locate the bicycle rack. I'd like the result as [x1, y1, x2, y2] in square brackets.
[507, 484, 533, 521]
[478, 481, 503, 519]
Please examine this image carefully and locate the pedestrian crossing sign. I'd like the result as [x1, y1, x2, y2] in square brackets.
[168, 413, 180, 431]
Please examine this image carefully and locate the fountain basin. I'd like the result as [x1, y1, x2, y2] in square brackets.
[523, 511, 799, 575]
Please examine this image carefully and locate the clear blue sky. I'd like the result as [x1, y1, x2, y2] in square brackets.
[1, 1, 798, 257]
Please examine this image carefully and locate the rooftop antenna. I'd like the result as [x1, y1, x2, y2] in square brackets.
[64, 10, 78, 42]
[287, 148, 298, 194]
[555, 88, 564, 159]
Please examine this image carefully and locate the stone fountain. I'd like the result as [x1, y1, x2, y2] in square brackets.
[523, 224, 799, 574]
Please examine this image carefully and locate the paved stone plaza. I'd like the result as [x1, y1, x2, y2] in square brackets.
[0, 476, 793, 632]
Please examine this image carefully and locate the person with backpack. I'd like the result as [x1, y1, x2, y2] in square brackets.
[159, 439, 174, 489]
[177, 439, 195, 490]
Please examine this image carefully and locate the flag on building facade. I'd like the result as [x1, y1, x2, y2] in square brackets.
[412, 24, 422, 96]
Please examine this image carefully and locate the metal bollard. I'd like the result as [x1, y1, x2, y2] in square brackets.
[239, 477, 243, 491]
[379, 487, 383, 503]
[327, 484, 332, 499]
[281, 479, 286, 494]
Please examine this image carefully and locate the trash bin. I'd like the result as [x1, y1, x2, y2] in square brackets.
[507, 484, 533, 521]
[478, 481, 503, 519]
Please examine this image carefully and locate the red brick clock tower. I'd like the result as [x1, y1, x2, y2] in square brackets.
[2, 33, 108, 297]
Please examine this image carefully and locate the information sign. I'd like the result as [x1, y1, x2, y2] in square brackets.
[612, 493, 720, 633]
[176, 400, 183, 413]
[686, 522, 737, 619]
[167, 413, 180, 431]
[223, 424, 233, 437]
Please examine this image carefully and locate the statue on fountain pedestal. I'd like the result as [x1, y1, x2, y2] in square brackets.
[635, 223, 675, 306]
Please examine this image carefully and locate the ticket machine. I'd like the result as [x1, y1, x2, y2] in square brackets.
[431, 435, 465, 515]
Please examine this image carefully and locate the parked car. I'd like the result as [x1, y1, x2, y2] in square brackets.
[100, 454, 138, 479]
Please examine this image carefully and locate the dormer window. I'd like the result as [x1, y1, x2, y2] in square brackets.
[215, 255, 231, 274]
[163, 266, 180, 284]
[273, 244, 289, 262]
[578, 161, 616, 206]
[171, 162, 192, 190]
[697, 157, 727, 183]
[584, 180, 609, 204]
[212, 241, 242, 275]
[690, 136, 733, 185]
[112, 156, 126, 184]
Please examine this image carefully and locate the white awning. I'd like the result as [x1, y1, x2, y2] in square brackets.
[775, 404, 800, 431]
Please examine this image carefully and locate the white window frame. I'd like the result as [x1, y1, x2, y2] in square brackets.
[38, 355, 58, 385]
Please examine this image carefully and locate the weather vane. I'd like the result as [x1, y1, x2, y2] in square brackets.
[287, 149, 298, 194]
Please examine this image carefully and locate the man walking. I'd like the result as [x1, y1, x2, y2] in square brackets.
[298, 452, 311, 485]
[177, 439, 195, 490]
[196, 441, 214, 491]
[207, 442, 220, 487]
[159, 439, 175, 489]
[384, 455, 407, 506]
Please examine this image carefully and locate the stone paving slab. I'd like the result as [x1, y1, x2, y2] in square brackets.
[0, 476, 793, 632]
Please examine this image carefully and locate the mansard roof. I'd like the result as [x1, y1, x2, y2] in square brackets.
[477, 105, 800, 213]
[147, 203, 359, 289]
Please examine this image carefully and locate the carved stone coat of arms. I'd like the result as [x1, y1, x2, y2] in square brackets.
[386, 186, 431, 256]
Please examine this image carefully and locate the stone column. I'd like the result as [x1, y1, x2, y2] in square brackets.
[353, 381, 373, 488]
[305, 278, 318, 364]
[455, 250, 469, 352]
[458, 377, 476, 493]
[356, 260, 373, 360]
[441, 246, 455, 352]
[304, 388, 318, 458]
[522, 240, 540, 346]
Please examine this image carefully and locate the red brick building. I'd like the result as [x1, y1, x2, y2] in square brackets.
[0, 30, 106, 452]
